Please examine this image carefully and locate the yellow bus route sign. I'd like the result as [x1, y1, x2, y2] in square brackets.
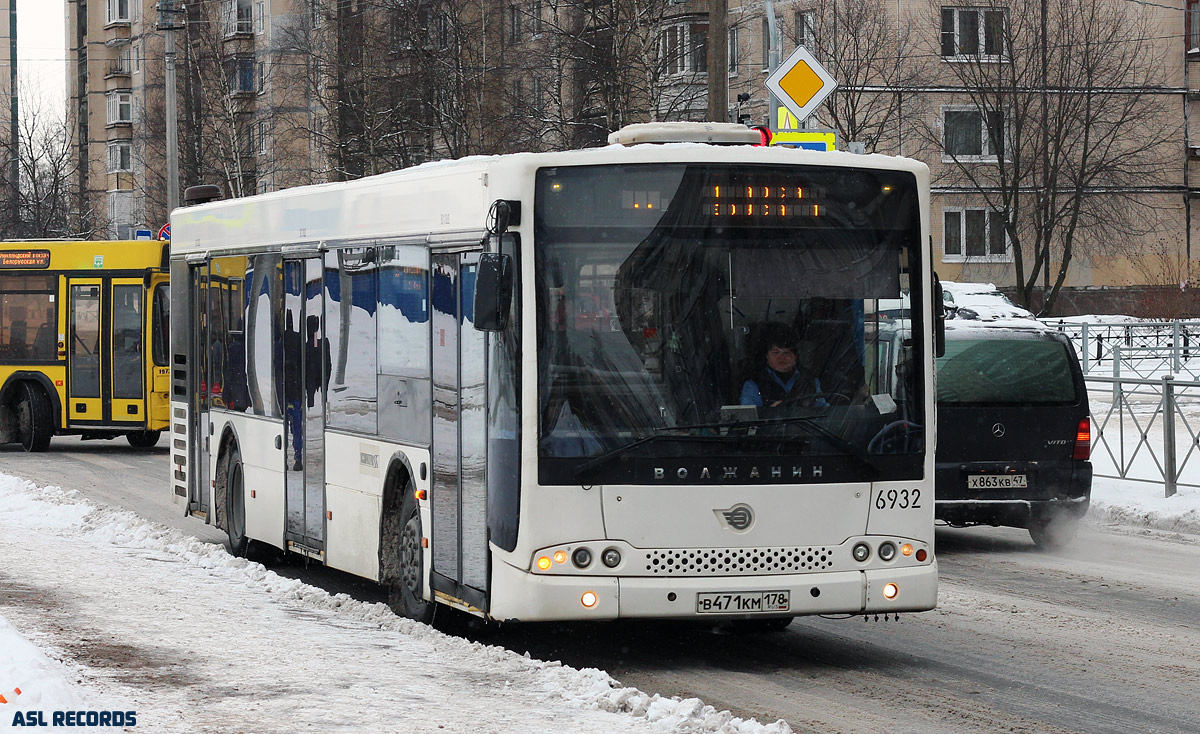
[765, 46, 838, 126]
[0, 250, 51, 268]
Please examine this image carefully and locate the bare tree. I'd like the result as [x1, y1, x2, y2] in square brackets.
[920, 0, 1178, 314]
[0, 88, 97, 239]
[179, 0, 293, 198]
[517, 0, 710, 149]
[793, 0, 924, 152]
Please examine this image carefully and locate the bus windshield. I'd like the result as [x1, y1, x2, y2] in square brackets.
[534, 163, 925, 485]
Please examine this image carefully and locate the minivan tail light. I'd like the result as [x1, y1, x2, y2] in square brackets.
[1073, 417, 1091, 460]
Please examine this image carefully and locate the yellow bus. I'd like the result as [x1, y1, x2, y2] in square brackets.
[0, 240, 170, 451]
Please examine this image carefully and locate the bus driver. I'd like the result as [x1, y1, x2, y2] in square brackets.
[740, 324, 825, 409]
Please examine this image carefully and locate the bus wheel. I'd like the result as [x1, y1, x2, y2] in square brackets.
[15, 383, 53, 452]
[126, 430, 161, 448]
[390, 489, 435, 625]
[223, 447, 250, 556]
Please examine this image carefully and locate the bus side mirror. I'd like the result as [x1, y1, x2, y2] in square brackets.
[933, 272, 946, 358]
[474, 252, 513, 332]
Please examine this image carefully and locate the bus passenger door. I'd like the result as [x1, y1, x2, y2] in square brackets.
[66, 279, 104, 423]
[430, 252, 488, 608]
[189, 264, 210, 517]
[109, 278, 147, 426]
[282, 257, 326, 554]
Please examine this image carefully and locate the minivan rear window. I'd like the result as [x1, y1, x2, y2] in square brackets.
[937, 338, 1077, 405]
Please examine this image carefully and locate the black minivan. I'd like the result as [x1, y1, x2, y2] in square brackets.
[934, 321, 1092, 548]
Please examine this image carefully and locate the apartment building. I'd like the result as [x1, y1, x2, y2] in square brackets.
[719, 0, 1198, 310]
[66, 0, 317, 238]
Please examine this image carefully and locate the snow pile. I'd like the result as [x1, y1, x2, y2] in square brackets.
[0, 474, 789, 734]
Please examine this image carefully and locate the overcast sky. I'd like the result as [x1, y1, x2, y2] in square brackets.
[17, 0, 67, 118]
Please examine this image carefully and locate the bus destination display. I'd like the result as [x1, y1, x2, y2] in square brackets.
[0, 250, 51, 269]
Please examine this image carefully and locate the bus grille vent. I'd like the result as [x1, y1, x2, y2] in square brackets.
[643, 547, 834, 575]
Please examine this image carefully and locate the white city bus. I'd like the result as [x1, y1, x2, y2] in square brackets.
[169, 123, 939, 625]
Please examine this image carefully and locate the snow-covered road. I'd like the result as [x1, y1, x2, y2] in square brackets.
[0, 474, 785, 734]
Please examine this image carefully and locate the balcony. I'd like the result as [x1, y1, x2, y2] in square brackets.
[105, 60, 132, 79]
[224, 9, 253, 39]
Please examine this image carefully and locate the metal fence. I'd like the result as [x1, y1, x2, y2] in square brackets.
[1044, 319, 1200, 380]
[1084, 374, 1200, 497]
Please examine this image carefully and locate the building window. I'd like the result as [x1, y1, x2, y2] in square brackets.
[111, 46, 131, 75]
[255, 1, 267, 34]
[258, 121, 268, 154]
[941, 7, 1006, 59]
[943, 107, 1005, 160]
[106, 0, 131, 24]
[508, 5, 521, 44]
[795, 9, 816, 51]
[106, 90, 132, 124]
[228, 57, 255, 94]
[728, 26, 738, 72]
[944, 208, 1009, 261]
[1189, 0, 1200, 53]
[530, 0, 542, 34]
[661, 22, 707, 75]
[133, 42, 142, 74]
[761, 17, 771, 70]
[225, 0, 253, 36]
[107, 141, 132, 173]
[257, 61, 267, 93]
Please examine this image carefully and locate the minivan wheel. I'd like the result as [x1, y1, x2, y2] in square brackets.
[1029, 511, 1080, 550]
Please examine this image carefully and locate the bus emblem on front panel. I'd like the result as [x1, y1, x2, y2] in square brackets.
[715, 504, 754, 532]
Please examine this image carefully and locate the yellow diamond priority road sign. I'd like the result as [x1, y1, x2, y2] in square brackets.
[765, 46, 837, 125]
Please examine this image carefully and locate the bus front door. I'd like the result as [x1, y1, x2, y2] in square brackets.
[66, 277, 146, 428]
[190, 265, 210, 517]
[430, 252, 488, 609]
[282, 257, 326, 555]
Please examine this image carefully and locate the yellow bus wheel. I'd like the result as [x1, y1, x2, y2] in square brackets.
[15, 383, 53, 452]
[126, 430, 161, 448]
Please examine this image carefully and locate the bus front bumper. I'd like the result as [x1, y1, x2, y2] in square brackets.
[488, 560, 938, 622]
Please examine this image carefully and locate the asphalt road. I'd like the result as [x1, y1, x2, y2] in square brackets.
[4, 436, 1198, 734]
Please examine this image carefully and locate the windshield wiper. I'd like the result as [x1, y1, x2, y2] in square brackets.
[571, 433, 727, 478]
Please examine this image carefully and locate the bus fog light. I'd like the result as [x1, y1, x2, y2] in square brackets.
[852, 543, 871, 562]
[581, 591, 598, 608]
[572, 548, 593, 568]
[602, 548, 622, 568]
[878, 542, 897, 562]
[901, 543, 914, 557]
[882, 583, 899, 599]
[536, 556, 551, 571]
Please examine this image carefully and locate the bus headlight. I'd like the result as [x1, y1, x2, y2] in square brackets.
[602, 548, 622, 568]
[878, 542, 897, 562]
[852, 543, 871, 562]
